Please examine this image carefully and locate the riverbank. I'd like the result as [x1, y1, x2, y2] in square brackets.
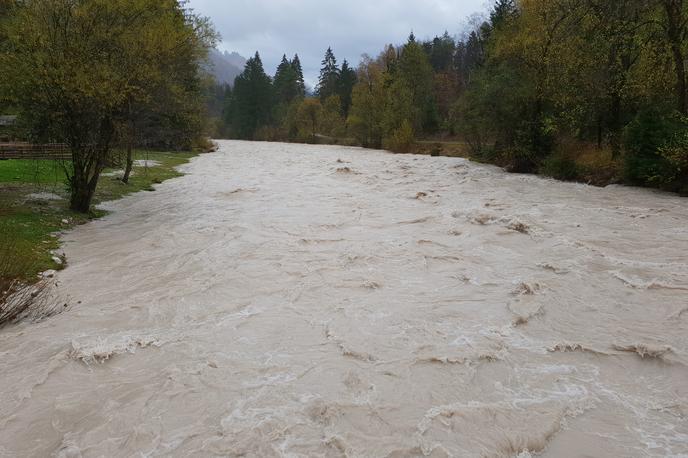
[0, 151, 198, 282]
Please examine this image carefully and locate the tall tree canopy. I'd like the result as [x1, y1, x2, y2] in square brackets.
[274, 55, 301, 106]
[228, 52, 274, 139]
[0, 0, 215, 212]
[317, 47, 341, 100]
[291, 54, 307, 98]
[338, 59, 358, 117]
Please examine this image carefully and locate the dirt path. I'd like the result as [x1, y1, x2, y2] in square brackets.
[1, 140, 687, 457]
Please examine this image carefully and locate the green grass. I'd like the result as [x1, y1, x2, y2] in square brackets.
[0, 158, 70, 186]
[0, 151, 198, 282]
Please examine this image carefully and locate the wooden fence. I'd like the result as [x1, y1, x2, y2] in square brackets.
[0, 143, 71, 160]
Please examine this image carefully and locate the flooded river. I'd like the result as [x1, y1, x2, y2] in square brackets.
[1, 140, 687, 457]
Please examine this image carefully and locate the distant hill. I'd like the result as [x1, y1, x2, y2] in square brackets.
[206, 49, 247, 86]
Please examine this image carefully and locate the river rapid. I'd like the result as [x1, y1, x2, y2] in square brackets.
[1, 140, 687, 457]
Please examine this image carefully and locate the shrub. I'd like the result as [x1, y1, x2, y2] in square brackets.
[623, 108, 680, 186]
[470, 145, 502, 165]
[658, 125, 688, 194]
[540, 154, 579, 181]
[383, 119, 415, 154]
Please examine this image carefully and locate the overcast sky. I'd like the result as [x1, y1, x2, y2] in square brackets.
[188, 0, 489, 88]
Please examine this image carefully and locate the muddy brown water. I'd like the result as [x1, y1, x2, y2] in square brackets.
[1, 140, 687, 457]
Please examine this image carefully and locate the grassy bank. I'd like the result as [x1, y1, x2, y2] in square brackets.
[0, 151, 198, 282]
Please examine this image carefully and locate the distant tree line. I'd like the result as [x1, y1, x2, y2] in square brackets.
[216, 49, 357, 144]
[218, 0, 688, 195]
[0, 0, 215, 212]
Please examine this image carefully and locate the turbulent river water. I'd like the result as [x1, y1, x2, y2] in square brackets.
[1, 140, 687, 457]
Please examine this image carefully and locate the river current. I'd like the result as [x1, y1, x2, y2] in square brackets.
[1, 140, 687, 457]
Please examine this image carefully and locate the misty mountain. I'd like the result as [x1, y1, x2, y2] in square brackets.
[205, 49, 247, 86]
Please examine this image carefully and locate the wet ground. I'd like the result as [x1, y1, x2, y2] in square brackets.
[1, 140, 687, 457]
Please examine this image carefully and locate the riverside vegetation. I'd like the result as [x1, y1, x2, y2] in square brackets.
[215, 0, 688, 195]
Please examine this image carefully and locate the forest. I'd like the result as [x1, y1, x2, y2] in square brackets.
[216, 0, 688, 195]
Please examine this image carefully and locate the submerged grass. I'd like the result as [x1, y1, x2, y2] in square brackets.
[0, 151, 198, 282]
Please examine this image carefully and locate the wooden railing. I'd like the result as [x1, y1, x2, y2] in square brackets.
[0, 143, 71, 160]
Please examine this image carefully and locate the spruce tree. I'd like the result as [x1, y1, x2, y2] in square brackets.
[229, 52, 273, 139]
[338, 59, 357, 117]
[316, 47, 340, 100]
[490, 0, 517, 30]
[429, 32, 456, 72]
[291, 54, 306, 97]
[274, 54, 299, 105]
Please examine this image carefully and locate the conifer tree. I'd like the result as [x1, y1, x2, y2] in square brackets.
[338, 59, 358, 116]
[274, 54, 300, 105]
[291, 54, 306, 98]
[229, 52, 274, 139]
[317, 47, 340, 100]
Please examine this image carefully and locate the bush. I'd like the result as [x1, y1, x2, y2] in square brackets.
[506, 117, 557, 173]
[658, 126, 688, 194]
[254, 125, 284, 142]
[383, 119, 415, 154]
[469, 145, 502, 164]
[623, 108, 680, 186]
[540, 154, 579, 181]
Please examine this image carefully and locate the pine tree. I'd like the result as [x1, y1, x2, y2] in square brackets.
[429, 31, 456, 72]
[490, 0, 518, 30]
[316, 47, 340, 100]
[338, 59, 357, 116]
[291, 54, 306, 98]
[274, 54, 299, 105]
[229, 52, 274, 139]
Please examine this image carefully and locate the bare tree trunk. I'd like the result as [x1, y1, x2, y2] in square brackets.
[122, 100, 135, 184]
[69, 117, 114, 213]
[69, 175, 99, 213]
[122, 142, 133, 184]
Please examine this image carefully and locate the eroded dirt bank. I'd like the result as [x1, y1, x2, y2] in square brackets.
[1, 140, 687, 457]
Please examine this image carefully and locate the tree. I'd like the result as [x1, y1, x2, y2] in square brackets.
[0, 0, 215, 212]
[228, 52, 274, 139]
[397, 35, 438, 132]
[382, 77, 415, 148]
[0, 0, 16, 47]
[338, 60, 358, 117]
[490, 0, 518, 29]
[657, 0, 688, 113]
[274, 55, 301, 105]
[427, 32, 456, 72]
[347, 57, 386, 148]
[317, 47, 340, 100]
[321, 95, 346, 137]
[118, 2, 215, 183]
[296, 98, 323, 141]
[291, 54, 307, 98]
